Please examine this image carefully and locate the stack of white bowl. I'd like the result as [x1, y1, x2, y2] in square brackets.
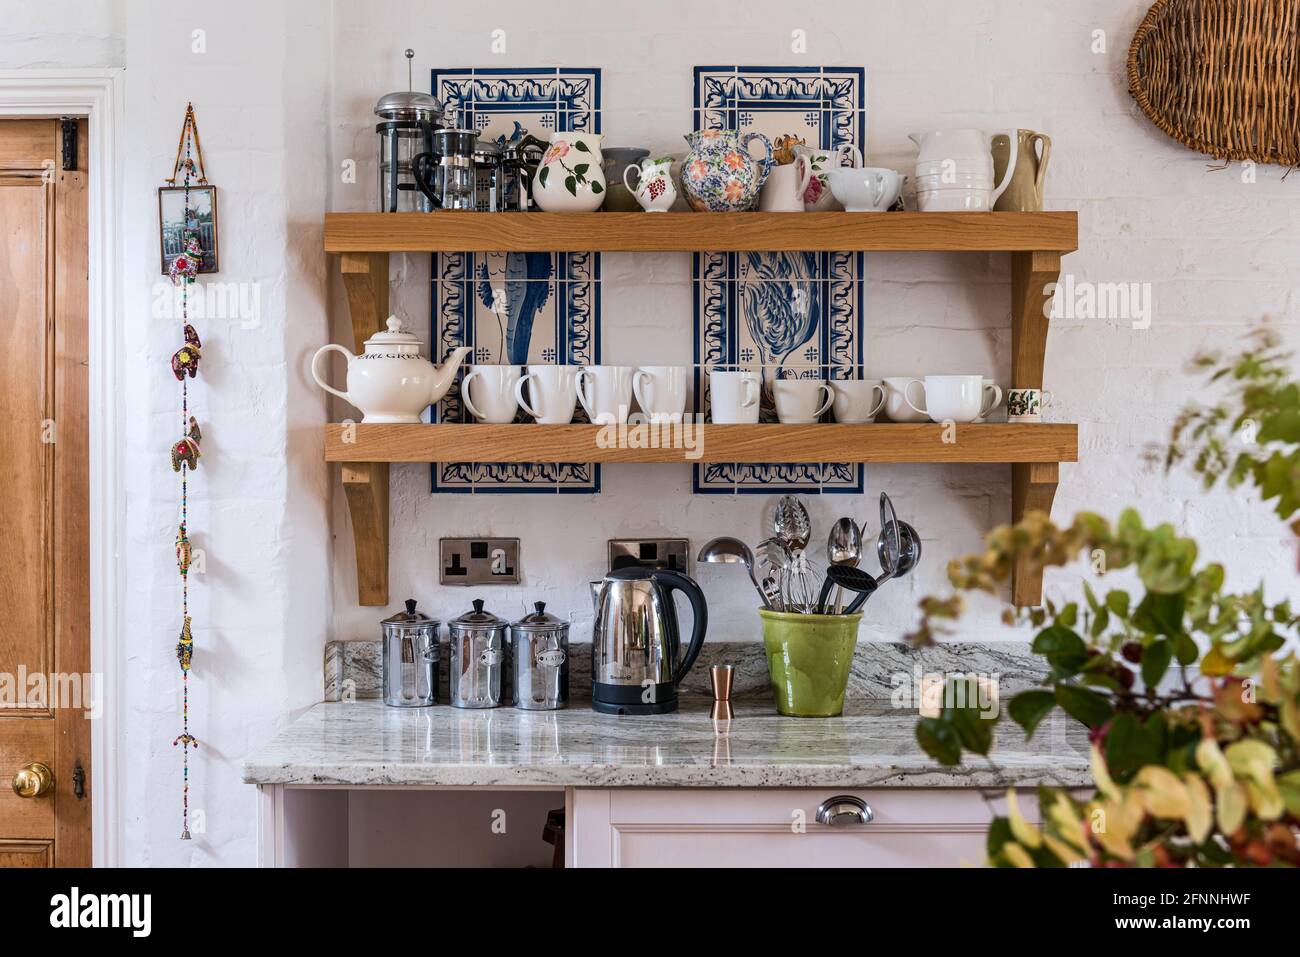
[914, 153, 997, 211]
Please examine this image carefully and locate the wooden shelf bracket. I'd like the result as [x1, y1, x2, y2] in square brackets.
[1011, 462, 1060, 607]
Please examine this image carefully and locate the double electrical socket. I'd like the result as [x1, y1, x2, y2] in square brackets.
[439, 538, 520, 586]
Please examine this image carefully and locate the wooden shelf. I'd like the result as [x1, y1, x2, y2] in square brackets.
[325, 210, 1079, 253]
[324, 423, 1078, 464]
[324, 210, 1078, 607]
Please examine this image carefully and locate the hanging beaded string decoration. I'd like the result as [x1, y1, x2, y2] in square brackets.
[164, 103, 209, 841]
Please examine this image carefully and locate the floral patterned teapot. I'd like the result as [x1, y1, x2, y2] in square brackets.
[681, 129, 774, 212]
[311, 315, 472, 423]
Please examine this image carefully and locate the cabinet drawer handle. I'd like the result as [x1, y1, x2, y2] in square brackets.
[816, 795, 873, 827]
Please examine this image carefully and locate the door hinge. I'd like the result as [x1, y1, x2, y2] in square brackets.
[72, 761, 86, 800]
[60, 117, 78, 171]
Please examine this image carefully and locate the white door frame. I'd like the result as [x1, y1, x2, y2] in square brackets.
[0, 69, 124, 867]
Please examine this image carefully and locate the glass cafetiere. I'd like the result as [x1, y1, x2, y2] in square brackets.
[415, 128, 479, 211]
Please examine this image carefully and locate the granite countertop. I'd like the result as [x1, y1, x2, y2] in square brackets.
[242, 696, 1091, 789]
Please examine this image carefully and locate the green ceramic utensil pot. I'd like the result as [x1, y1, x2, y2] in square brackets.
[759, 609, 861, 717]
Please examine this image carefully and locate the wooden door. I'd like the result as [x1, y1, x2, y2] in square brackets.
[0, 118, 91, 866]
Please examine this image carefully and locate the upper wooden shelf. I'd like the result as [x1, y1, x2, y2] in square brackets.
[324, 423, 1078, 465]
[324, 211, 1079, 254]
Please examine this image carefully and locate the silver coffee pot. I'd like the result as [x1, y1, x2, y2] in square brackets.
[589, 567, 708, 715]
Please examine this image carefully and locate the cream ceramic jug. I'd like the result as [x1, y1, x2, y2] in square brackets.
[909, 128, 1018, 210]
[312, 315, 472, 423]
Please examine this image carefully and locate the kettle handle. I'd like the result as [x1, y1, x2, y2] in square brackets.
[653, 568, 708, 684]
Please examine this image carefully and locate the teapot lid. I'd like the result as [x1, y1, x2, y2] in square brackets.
[366, 315, 422, 348]
[451, 598, 506, 627]
[511, 601, 568, 632]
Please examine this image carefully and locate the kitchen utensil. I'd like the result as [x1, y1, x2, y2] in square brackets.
[471, 139, 503, 212]
[533, 131, 606, 212]
[633, 366, 688, 422]
[904, 375, 1002, 424]
[381, 599, 439, 708]
[414, 127, 480, 210]
[793, 142, 862, 211]
[509, 601, 570, 711]
[447, 598, 508, 709]
[773, 375, 834, 424]
[881, 376, 930, 423]
[589, 566, 708, 715]
[755, 537, 792, 613]
[784, 549, 822, 614]
[374, 49, 446, 213]
[772, 495, 816, 611]
[710, 664, 734, 721]
[758, 155, 813, 212]
[311, 315, 472, 423]
[759, 609, 861, 717]
[816, 564, 878, 615]
[708, 369, 760, 424]
[992, 129, 1051, 212]
[680, 129, 774, 212]
[877, 491, 902, 581]
[498, 123, 548, 210]
[697, 536, 769, 609]
[461, 364, 523, 423]
[575, 364, 634, 425]
[773, 495, 811, 551]
[601, 147, 650, 211]
[826, 517, 862, 613]
[515, 364, 580, 424]
[826, 167, 905, 211]
[1007, 387, 1053, 422]
[623, 155, 677, 212]
[831, 379, 886, 424]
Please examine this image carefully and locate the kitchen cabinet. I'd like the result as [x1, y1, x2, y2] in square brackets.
[568, 788, 1030, 868]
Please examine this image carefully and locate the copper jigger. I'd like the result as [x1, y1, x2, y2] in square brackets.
[710, 664, 735, 721]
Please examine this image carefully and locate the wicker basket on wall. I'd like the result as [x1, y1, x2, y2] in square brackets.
[1128, 0, 1300, 166]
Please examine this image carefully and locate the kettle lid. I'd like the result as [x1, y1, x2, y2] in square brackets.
[511, 601, 568, 632]
[451, 598, 506, 627]
[365, 315, 422, 349]
[382, 598, 436, 625]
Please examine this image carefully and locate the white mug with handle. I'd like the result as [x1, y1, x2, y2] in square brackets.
[904, 374, 1002, 424]
[575, 364, 634, 425]
[515, 364, 579, 424]
[709, 369, 760, 424]
[460, 365, 522, 424]
[774, 376, 834, 424]
[632, 366, 688, 422]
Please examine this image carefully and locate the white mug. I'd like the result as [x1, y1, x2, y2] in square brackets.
[882, 376, 930, 423]
[774, 377, 834, 424]
[831, 379, 886, 424]
[515, 364, 579, 425]
[633, 366, 688, 422]
[758, 156, 813, 213]
[905, 374, 1002, 424]
[575, 364, 634, 425]
[460, 365, 522, 424]
[709, 369, 760, 424]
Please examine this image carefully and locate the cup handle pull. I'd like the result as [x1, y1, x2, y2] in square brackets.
[632, 369, 653, 413]
[868, 384, 887, 419]
[741, 376, 759, 409]
[1040, 389, 1053, 407]
[623, 163, 641, 194]
[903, 378, 927, 415]
[982, 384, 1004, 418]
[460, 370, 484, 421]
[796, 155, 814, 199]
[575, 369, 596, 421]
[515, 372, 540, 419]
[813, 382, 835, 418]
[838, 144, 863, 169]
[1032, 132, 1052, 195]
[311, 344, 354, 403]
[989, 130, 1018, 204]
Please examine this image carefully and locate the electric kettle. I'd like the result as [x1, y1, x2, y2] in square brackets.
[589, 567, 708, 715]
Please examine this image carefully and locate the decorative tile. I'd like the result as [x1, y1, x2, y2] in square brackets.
[432, 68, 602, 494]
[692, 66, 866, 494]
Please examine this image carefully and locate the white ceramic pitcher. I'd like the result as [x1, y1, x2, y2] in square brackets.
[908, 129, 1018, 211]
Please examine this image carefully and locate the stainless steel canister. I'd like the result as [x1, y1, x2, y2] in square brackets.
[381, 599, 439, 708]
[447, 598, 508, 709]
[509, 602, 570, 711]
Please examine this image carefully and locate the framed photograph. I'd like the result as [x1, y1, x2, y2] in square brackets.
[158, 185, 219, 275]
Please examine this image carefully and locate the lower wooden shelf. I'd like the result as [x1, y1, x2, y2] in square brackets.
[327, 422, 1076, 608]
[324, 422, 1078, 464]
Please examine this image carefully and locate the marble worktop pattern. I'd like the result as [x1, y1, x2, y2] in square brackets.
[243, 696, 1091, 789]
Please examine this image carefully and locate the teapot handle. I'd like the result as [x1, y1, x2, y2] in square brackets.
[311, 344, 354, 403]
[653, 568, 708, 685]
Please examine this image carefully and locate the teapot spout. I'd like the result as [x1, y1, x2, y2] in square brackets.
[428, 346, 473, 405]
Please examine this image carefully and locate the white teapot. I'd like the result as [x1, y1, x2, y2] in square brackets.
[312, 315, 472, 423]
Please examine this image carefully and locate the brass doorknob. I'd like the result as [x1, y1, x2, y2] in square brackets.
[11, 762, 53, 798]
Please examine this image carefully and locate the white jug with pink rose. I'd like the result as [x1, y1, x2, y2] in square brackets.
[532, 131, 606, 212]
[794, 143, 863, 211]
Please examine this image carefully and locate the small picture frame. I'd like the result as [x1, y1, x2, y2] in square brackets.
[158, 185, 219, 275]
